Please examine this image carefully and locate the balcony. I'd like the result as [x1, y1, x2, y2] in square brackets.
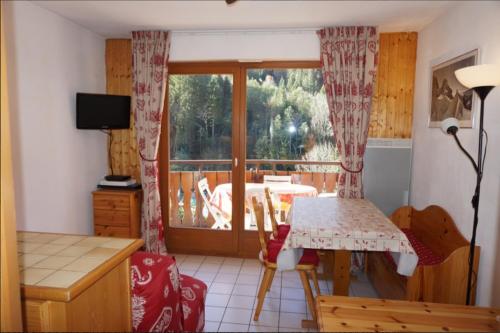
[168, 159, 339, 229]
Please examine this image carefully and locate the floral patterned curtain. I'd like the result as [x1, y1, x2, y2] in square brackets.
[132, 31, 171, 253]
[317, 27, 378, 198]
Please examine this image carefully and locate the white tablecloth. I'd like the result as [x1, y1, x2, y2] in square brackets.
[277, 197, 418, 276]
[210, 183, 318, 219]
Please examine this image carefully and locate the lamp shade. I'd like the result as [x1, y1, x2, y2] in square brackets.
[455, 64, 500, 88]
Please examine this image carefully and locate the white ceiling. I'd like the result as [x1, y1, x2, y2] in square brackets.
[34, 0, 457, 38]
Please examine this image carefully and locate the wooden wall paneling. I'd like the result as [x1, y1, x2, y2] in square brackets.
[1, 2, 23, 329]
[105, 39, 141, 181]
[369, 32, 417, 138]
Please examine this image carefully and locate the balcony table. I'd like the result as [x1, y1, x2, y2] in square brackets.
[278, 197, 418, 296]
[210, 182, 318, 228]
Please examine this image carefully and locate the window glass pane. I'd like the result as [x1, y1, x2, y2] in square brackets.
[244, 68, 339, 231]
[168, 74, 233, 230]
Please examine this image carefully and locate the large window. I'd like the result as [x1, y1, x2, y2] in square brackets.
[166, 63, 338, 232]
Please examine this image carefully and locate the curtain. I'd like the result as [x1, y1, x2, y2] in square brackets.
[317, 26, 378, 199]
[132, 31, 171, 253]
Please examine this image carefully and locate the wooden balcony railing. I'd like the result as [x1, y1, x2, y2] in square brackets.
[169, 159, 340, 228]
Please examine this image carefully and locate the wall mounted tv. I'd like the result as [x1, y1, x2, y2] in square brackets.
[76, 92, 131, 129]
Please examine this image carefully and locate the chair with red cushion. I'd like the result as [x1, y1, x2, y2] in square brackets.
[252, 197, 321, 324]
[264, 187, 291, 240]
[131, 251, 207, 332]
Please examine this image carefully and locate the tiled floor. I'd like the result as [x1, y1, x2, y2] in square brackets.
[171, 253, 378, 332]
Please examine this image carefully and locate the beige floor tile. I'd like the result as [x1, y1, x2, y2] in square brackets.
[281, 287, 305, 301]
[36, 244, 69, 256]
[205, 306, 226, 322]
[222, 308, 252, 325]
[63, 256, 107, 272]
[203, 321, 220, 332]
[280, 299, 307, 314]
[198, 263, 222, 273]
[249, 325, 279, 332]
[82, 247, 119, 259]
[228, 295, 255, 310]
[57, 245, 95, 257]
[18, 254, 49, 268]
[49, 235, 86, 246]
[256, 297, 280, 312]
[251, 310, 279, 328]
[204, 256, 225, 264]
[218, 322, 248, 332]
[215, 273, 238, 284]
[205, 293, 230, 307]
[20, 268, 55, 285]
[32, 256, 77, 270]
[210, 282, 235, 295]
[232, 284, 258, 297]
[37, 270, 87, 288]
[236, 274, 260, 285]
[278, 312, 305, 329]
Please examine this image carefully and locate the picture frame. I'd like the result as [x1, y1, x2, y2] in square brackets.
[429, 49, 478, 128]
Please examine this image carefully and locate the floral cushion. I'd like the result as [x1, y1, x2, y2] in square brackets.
[131, 252, 183, 332]
[180, 274, 207, 332]
[384, 228, 444, 269]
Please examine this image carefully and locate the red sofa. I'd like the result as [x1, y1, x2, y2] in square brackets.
[131, 251, 207, 332]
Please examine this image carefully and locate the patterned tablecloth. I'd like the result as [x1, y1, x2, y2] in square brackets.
[277, 197, 418, 276]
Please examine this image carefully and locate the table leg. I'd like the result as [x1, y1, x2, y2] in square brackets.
[333, 250, 351, 296]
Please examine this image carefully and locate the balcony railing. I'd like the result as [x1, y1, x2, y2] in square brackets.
[169, 159, 340, 228]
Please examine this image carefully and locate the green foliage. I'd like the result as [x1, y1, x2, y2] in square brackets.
[169, 69, 336, 172]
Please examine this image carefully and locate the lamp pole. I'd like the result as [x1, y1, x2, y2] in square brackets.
[465, 85, 493, 305]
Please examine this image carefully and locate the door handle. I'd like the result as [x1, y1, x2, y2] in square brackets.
[234, 158, 238, 167]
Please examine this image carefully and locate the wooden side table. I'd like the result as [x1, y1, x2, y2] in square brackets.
[92, 188, 142, 238]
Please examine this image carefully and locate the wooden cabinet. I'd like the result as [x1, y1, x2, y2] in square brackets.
[92, 189, 142, 238]
[18, 232, 144, 332]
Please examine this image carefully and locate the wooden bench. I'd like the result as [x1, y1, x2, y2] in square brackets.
[316, 295, 500, 332]
[367, 205, 480, 305]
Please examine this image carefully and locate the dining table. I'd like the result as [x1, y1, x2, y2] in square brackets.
[210, 182, 318, 228]
[277, 197, 418, 296]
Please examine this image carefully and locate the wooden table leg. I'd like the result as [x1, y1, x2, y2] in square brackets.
[333, 250, 351, 296]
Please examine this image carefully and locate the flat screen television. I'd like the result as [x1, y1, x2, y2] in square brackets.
[76, 93, 131, 129]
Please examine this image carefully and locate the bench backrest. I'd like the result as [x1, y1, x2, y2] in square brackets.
[390, 205, 468, 258]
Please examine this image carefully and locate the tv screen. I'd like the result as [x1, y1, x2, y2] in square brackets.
[76, 93, 131, 129]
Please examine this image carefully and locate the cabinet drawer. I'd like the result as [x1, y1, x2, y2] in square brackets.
[93, 194, 130, 210]
[94, 209, 130, 227]
[94, 225, 130, 238]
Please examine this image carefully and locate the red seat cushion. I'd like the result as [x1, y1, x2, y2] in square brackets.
[384, 228, 444, 269]
[180, 274, 207, 332]
[276, 224, 290, 240]
[265, 239, 319, 266]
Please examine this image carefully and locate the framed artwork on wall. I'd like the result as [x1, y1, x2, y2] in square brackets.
[429, 49, 478, 128]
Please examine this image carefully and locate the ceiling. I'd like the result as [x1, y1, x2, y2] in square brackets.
[35, 0, 457, 38]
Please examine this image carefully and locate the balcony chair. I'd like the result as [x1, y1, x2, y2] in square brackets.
[263, 175, 292, 184]
[251, 197, 321, 323]
[198, 178, 231, 230]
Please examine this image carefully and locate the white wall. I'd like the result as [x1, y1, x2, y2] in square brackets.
[4, 1, 107, 235]
[410, 2, 500, 306]
[170, 29, 320, 61]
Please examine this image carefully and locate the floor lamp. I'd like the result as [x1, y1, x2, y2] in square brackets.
[441, 64, 500, 305]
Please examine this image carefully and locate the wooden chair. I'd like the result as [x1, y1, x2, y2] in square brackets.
[264, 187, 290, 241]
[251, 197, 321, 323]
[197, 178, 231, 230]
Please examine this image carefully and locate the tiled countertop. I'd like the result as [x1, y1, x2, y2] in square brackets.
[17, 231, 143, 301]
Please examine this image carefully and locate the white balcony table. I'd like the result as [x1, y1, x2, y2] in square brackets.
[277, 197, 418, 296]
[210, 182, 318, 229]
